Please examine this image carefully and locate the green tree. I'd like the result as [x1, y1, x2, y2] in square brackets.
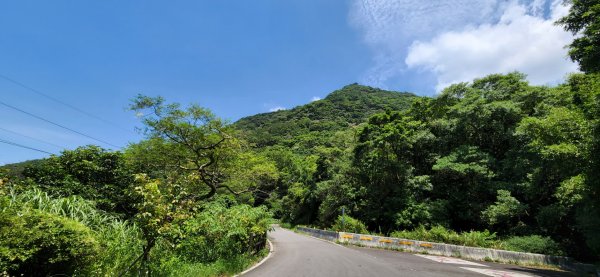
[557, 0, 600, 73]
[127, 95, 274, 272]
[432, 145, 496, 230]
[22, 145, 133, 215]
[567, 73, 600, 257]
[481, 190, 527, 230]
[0, 205, 99, 276]
[353, 111, 435, 231]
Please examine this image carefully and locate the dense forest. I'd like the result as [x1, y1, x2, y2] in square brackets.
[237, 72, 600, 262]
[1, 1, 599, 275]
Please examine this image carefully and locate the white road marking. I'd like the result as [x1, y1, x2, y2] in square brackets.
[237, 239, 274, 276]
[460, 267, 535, 277]
[415, 254, 488, 267]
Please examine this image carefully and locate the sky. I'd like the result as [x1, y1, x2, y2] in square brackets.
[0, 0, 578, 165]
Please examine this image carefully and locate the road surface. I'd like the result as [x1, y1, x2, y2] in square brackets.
[243, 226, 575, 277]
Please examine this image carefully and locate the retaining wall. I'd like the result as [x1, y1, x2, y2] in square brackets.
[297, 227, 338, 241]
[298, 227, 598, 274]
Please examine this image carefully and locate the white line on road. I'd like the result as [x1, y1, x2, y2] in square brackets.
[460, 267, 535, 277]
[237, 239, 274, 276]
[415, 254, 488, 267]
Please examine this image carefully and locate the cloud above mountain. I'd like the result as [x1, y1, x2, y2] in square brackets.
[349, 0, 577, 92]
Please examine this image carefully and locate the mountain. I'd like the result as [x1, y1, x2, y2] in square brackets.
[234, 84, 418, 152]
[0, 159, 44, 178]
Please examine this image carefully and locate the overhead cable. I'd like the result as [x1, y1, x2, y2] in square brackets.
[0, 138, 54, 155]
[0, 126, 67, 149]
[0, 74, 132, 132]
[0, 100, 122, 149]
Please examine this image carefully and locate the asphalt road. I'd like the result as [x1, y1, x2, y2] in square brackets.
[243, 226, 576, 277]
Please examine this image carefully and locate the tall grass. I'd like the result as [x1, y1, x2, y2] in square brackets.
[4, 189, 270, 276]
[151, 239, 269, 277]
[6, 188, 144, 276]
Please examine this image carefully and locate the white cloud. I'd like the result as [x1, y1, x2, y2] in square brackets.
[349, 0, 501, 87]
[269, 106, 286, 112]
[310, 96, 321, 102]
[349, 0, 578, 91]
[349, 0, 499, 44]
[405, 0, 577, 91]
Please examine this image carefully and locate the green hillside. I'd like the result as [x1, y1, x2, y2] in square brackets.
[234, 84, 417, 152]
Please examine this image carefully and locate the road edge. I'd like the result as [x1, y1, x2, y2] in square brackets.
[235, 238, 274, 276]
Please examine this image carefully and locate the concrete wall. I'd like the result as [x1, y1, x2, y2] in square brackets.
[297, 227, 337, 241]
[298, 227, 598, 274]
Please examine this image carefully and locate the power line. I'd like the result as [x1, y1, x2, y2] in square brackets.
[0, 138, 54, 155]
[0, 100, 122, 149]
[0, 74, 132, 133]
[0, 126, 67, 150]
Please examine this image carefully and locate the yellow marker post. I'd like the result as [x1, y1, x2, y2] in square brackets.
[341, 234, 354, 239]
[399, 241, 413, 246]
[360, 236, 373, 241]
[420, 243, 433, 248]
[379, 239, 392, 243]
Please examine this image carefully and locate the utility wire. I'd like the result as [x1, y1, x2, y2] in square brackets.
[0, 100, 122, 149]
[0, 138, 54, 155]
[0, 74, 132, 133]
[0, 126, 67, 150]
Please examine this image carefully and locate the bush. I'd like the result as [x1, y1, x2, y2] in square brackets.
[0, 207, 99, 276]
[503, 235, 564, 256]
[391, 225, 497, 248]
[176, 199, 272, 263]
[1, 189, 144, 276]
[331, 215, 368, 234]
[150, 240, 268, 277]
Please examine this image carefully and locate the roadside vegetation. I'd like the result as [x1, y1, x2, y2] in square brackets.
[0, 1, 598, 274]
[234, 1, 600, 263]
[0, 95, 274, 276]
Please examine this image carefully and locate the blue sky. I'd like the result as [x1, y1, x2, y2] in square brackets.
[0, 0, 577, 164]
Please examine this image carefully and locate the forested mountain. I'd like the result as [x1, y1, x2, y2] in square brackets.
[230, 72, 600, 263]
[1, 2, 599, 276]
[234, 84, 416, 153]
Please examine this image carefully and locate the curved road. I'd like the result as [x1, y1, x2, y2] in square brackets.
[244, 226, 574, 277]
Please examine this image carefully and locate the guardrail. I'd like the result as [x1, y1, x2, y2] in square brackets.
[297, 226, 338, 241]
[297, 227, 598, 275]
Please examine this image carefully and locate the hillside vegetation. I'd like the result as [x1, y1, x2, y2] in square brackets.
[1, 2, 599, 275]
[233, 72, 600, 262]
[234, 84, 416, 153]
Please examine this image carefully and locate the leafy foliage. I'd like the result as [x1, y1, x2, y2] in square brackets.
[176, 198, 271, 262]
[503, 235, 564, 256]
[481, 190, 527, 228]
[0, 205, 99, 276]
[557, 0, 600, 73]
[391, 226, 497, 248]
[235, 84, 416, 153]
[331, 215, 368, 234]
[234, 73, 600, 262]
[21, 146, 134, 215]
[1, 188, 144, 276]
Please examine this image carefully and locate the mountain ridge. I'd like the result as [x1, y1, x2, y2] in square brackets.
[233, 83, 419, 151]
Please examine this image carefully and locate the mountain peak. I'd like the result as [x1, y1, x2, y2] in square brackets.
[234, 84, 418, 150]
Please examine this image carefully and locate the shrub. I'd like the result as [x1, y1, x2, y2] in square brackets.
[0, 206, 99, 276]
[176, 199, 272, 263]
[331, 215, 368, 234]
[503, 235, 564, 256]
[2, 189, 144, 276]
[391, 225, 497, 247]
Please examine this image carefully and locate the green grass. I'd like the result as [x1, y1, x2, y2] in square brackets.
[156, 249, 269, 277]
